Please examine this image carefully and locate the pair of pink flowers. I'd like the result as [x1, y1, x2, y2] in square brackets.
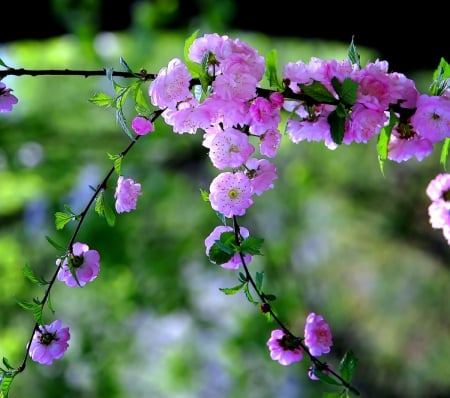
[267, 312, 333, 368]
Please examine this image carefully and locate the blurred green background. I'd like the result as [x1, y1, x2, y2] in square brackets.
[1, 1, 449, 397]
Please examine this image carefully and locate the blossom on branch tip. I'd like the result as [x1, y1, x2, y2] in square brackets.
[114, 176, 142, 213]
[304, 312, 333, 356]
[57, 242, 100, 287]
[131, 115, 154, 136]
[266, 329, 303, 366]
[28, 320, 70, 365]
[426, 173, 450, 244]
[0, 82, 18, 113]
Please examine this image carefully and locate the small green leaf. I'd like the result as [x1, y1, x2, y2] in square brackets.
[200, 188, 210, 203]
[440, 137, 449, 169]
[103, 200, 116, 227]
[240, 236, 264, 255]
[1, 373, 14, 398]
[244, 283, 258, 304]
[15, 299, 43, 325]
[255, 271, 264, 292]
[299, 81, 337, 104]
[88, 92, 114, 107]
[264, 294, 277, 301]
[340, 350, 358, 383]
[23, 264, 48, 286]
[119, 57, 132, 73]
[54, 211, 74, 230]
[312, 369, 342, 386]
[107, 153, 123, 175]
[0, 59, 9, 68]
[264, 49, 282, 90]
[219, 282, 245, 295]
[2, 358, 13, 370]
[377, 109, 397, 174]
[328, 110, 345, 145]
[336, 77, 358, 106]
[45, 235, 66, 251]
[347, 36, 361, 68]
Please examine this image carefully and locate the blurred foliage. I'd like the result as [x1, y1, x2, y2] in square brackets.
[0, 5, 450, 398]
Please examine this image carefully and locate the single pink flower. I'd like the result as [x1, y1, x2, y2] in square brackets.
[266, 329, 303, 366]
[28, 320, 70, 365]
[114, 176, 142, 213]
[57, 242, 100, 287]
[131, 115, 154, 136]
[304, 312, 333, 356]
[0, 82, 18, 113]
[209, 171, 253, 218]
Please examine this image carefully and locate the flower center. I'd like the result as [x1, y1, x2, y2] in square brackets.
[228, 188, 239, 199]
[39, 331, 57, 346]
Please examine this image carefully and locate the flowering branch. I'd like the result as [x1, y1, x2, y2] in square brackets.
[1, 30, 450, 398]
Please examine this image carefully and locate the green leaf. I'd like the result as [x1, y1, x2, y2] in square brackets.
[430, 58, 450, 95]
[440, 137, 449, 169]
[119, 56, 133, 73]
[2, 358, 13, 370]
[336, 77, 358, 106]
[328, 110, 345, 145]
[184, 30, 204, 78]
[209, 243, 234, 265]
[377, 109, 397, 174]
[116, 107, 134, 140]
[312, 369, 342, 386]
[219, 282, 245, 295]
[88, 92, 114, 107]
[54, 211, 74, 230]
[15, 299, 43, 325]
[45, 235, 66, 251]
[340, 350, 358, 383]
[200, 188, 210, 203]
[264, 49, 282, 90]
[299, 81, 337, 104]
[103, 200, 116, 227]
[264, 293, 277, 301]
[23, 264, 48, 286]
[255, 271, 264, 292]
[347, 36, 361, 68]
[244, 283, 258, 304]
[0, 59, 9, 68]
[1, 374, 14, 398]
[107, 153, 123, 175]
[240, 236, 264, 255]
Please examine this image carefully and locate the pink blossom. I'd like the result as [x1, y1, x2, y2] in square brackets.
[259, 128, 281, 158]
[426, 173, 450, 202]
[57, 242, 100, 287]
[410, 94, 450, 143]
[148, 58, 193, 109]
[201, 96, 249, 128]
[209, 171, 253, 218]
[387, 132, 433, 162]
[28, 320, 70, 365]
[304, 312, 333, 356]
[114, 176, 142, 213]
[245, 158, 277, 196]
[131, 115, 154, 136]
[428, 201, 450, 229]
[208, 127, 255, 169]
[162, 99, 211, 134]
[248, 97, 281, 136]
[0, 82, 18, 112]
[266, 329, 303, 366]
[343, 104, 387, 144]
[204, 225, 252, 269]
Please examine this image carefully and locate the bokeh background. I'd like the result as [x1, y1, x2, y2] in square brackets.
[1, 1, 449, 397]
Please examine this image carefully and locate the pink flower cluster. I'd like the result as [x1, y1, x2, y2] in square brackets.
[149, 33, 280, 223]
[283, 58, 450, 162]
[267, 312, 333, 367]
[426, 173, 450, 243]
